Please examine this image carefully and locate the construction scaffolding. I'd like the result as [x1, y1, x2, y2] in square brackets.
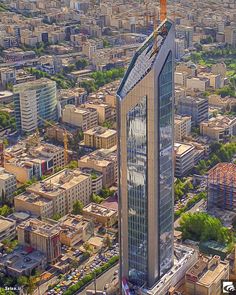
[208, 163, 236, 211]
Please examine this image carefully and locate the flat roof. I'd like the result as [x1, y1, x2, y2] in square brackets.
[0, 217, 15, 232]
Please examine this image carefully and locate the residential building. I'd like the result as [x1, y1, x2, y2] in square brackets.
[57, 88, 87, 109]
[177, 96, 209, 126]
[83, 203, 118, 226]
[26, 169, 92, 217]
[84, 127, 117, 149]
[84, 101, 113, 124]
[0, 216, 16, 242]
[200, 115, 236, 142]
[14, 192, 54, 218]
[208, 163, 236, 212]
[5, 142, 65, 183]
[0, 168, 17, 200]
[0, 68, 16, 89]
[80, 168, 103, 194]
[13, 78, 57, 133]
[208, 94, 236, 112]
[185, 255, 229, 295]
[78, 147, 117, 188]
[17, 219, 61, 263]
[186, 77, 210, 92]
[117, 20, 175, 287]
[174, 115, 191, 141]
[174, 142, 195, 177]
[62, 105, 98, 131]
[59, 214, 94, 246]
[0, 247, 46, 277]
[225, 25, 236, 48]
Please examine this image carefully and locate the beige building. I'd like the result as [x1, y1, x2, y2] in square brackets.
[174, 115, 192, 141]
[59, 214, 94, 247]
[200, 115, 236, 142]
[84, 127, 117, 149]
[5, 142, 66, 183]
[84, 101, 113, 124]
[208, 94, 236, 112]
[186, 77, 210, 92]
[14, 193, 54, 218]
[78, 148, 117, 188]
[17, 219, 61, 263]
[185, 255, 229, 295]
[0, 216, 16, 242]
[62, 105, 98, 131]
[0, 168, 17, 200]
[26, 169, 92, 217]
[174, 142, 195, 177]
[83, 203, 118, 226]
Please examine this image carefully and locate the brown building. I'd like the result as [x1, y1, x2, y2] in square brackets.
[84, 127, 117, 149]
[185, 255, 229, 295]
[17, 219, 61, 263]
[84, 101, 113, 124]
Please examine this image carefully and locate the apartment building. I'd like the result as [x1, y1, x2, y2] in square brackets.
[13, 78, 57, 133]
[186, 77, 210, 92]
[25, 169, 92, 217]
[59, 214, 94, 247]
[0, 168, 17, 200]
[174, 115, 192, 141]
[14, 192, 54, 218]
[177, 96, 209, 126]
[4, 142, 65, 183]
[17, 219, 61, 263]
[200, 115, 236, 142]
[83, 203, 118, 226]
[185, 255, 229, 295]
[84, 127, 117, 149]
[78, 148, 117, 188]
[0, 216, 16, 243]
[62, 105, 98, 131]
[174, 142, 195, 177]
[84, 101, 113, 124]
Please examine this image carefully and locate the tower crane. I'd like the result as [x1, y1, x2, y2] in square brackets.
[153, 0, 168, 51]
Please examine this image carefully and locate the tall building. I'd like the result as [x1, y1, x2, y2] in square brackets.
[117, 20, 175, 288]
[13, 78, 57, 133]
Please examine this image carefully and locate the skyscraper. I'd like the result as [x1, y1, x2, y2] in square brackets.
[14, 78, 57, 133]
[117, 19, 175, 289]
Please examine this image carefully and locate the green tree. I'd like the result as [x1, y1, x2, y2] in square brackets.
[0, 205, 12, 217]
[17, 276, 37, 295]
[52, 213, 61, 221]
[0, 288, 16, 295]
[75, 59, 89, 70]
[72, 200, 83, 215]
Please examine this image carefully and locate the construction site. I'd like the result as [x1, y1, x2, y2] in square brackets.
[207, 163, 236, 212]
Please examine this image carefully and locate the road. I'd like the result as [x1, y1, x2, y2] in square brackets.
[80, 264, 119, 295]
[174, 198, 206, 228]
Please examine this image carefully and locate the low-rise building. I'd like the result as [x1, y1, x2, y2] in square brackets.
[186, 77, 210, 92]
[0, 247, 46, 277]
[84, 127, 117, 149]
[17, 219, 61, 263]
[0, 216, 16, 242]
[5, 142, 66, 183]
[59, 214, 94, 247]
[84, 101, 113, 124]
[185, 255, 229, 295]
[0, 168, 17, 200]
[78, 148, 117, 188]
[62, 105, 98, 131]
[177, 96, 209, 126]
[174, 115, 192, 141]
[26, 169, 92, 217]
[174, 142, 195, 177]
[200, 115, 236, 142]
[83, 203, 118, 226]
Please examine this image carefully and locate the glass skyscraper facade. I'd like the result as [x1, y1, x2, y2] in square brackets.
[117, 20, 175, 289]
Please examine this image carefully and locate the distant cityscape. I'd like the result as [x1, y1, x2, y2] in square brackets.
[0, 0, 236, 295]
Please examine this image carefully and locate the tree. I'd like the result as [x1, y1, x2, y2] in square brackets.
[75, 59, 89, 70]
[17, 276, 37, 295]
[72, 200, 83, 215]
[0, 205, 12, 217]
[103, 235, 112, 249]
[52, 213, 61, 221]
[0, 288, 15, 295]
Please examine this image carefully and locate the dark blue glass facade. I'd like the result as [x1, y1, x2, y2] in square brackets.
[158, 52, 173, 277]
[126, 96, 148, 285]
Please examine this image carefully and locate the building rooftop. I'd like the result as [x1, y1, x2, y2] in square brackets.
[17, 219, 59, 238]
[13, 78, 55, 92]
[15, 192, 53, 207]
[201, 115, 236, 129]
[83, 203, 117, 217]
[84, 127, 116, 138]
[0, 216, 15, 232]
[174, 142, 194, 156]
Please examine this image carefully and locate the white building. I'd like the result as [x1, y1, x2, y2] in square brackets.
[0, 168, 17, 200]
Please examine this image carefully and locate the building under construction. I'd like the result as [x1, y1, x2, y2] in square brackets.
[208, 163, 236, 211]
